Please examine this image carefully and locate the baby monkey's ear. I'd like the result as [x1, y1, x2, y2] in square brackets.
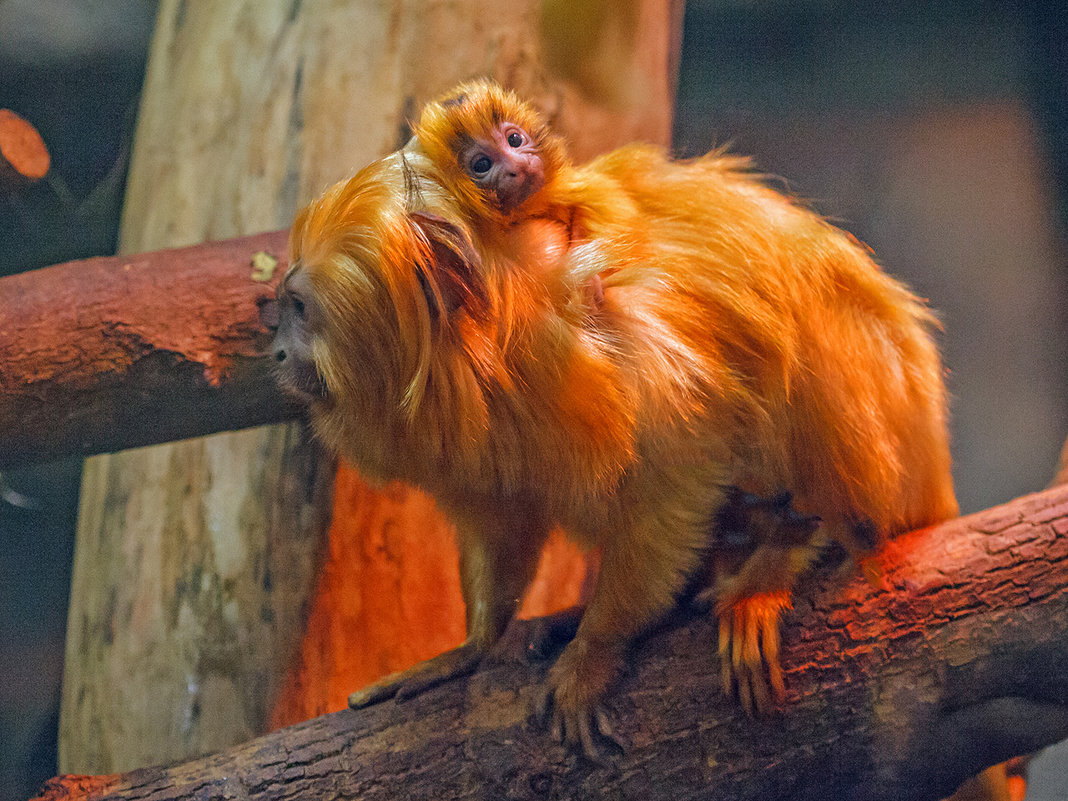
[410, 211, 489, 321]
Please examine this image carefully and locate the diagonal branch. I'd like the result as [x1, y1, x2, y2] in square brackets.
[31, 485, 1068, 801]
[0, 232, 295, 468]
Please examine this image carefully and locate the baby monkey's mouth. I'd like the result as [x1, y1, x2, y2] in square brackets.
[495, 169, 544, 213]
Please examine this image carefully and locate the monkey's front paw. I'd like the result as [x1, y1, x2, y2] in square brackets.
[534, 639, 623, 761]
[348, 641, 483, 709]
[717, 592, 790, 715]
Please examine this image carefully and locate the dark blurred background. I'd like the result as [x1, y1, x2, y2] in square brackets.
[1, 1, 1065, 798]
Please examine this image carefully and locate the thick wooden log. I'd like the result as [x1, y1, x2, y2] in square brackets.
[34, 486, 1068, 801]
[0, 232, 291, 469]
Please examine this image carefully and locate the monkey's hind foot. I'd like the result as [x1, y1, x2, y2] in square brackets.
[534, 637, 624, 761]
[348, 641, 483, 709]
[716, 591, 791, 716]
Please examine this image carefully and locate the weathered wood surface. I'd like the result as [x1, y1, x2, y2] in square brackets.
[0, 232, 291, 469]
[266, 476, 590, 729]
[37, 486, 1068, 801]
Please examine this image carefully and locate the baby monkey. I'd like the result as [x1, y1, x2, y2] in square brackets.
[412, 80, 606, 310]
[413, 79, 568, 229]
[443, 97, 546, 214]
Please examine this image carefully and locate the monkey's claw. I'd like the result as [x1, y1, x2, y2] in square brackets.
[536, 684, 621, 762]
[534, 641, 623, 761]
[717, 592, 790, 715]
[348, 641, 483, 709]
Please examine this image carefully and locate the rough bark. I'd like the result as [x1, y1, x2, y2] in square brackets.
[0, 233, 291, 469]
[266, 479, 590, 729]
[62, 0, 682, 776]
[37, 486, 1068, 801]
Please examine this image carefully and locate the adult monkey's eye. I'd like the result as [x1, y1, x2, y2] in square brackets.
[292, 295, 307, 319]
[470, 154, 493, 175]
[506, 131, 524, 148]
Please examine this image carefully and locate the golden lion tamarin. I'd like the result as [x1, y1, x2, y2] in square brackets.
[268, 90, 957, 755]
[410, 79, 958, 708]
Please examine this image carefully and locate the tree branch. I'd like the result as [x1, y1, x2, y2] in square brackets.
[31, 485, 1068, 801]
[0, 109, 50, 190]
[0, 232, 295, 468]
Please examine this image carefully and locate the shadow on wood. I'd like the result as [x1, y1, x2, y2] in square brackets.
[31, 485, 1068, 801]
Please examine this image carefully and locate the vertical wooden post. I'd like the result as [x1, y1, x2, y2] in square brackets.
[60, 0, 683, 773]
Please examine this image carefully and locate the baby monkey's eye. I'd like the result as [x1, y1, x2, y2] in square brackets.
[506, 131, 524, 148]
[470, 154, 493, 175]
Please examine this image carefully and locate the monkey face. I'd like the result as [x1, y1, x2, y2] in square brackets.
[413, 79, 569, 226]
[275, 154, 493, 422]
[458, 122, 545, 213]
[260, 266, 328, 403]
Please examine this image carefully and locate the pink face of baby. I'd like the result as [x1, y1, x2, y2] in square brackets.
[458, 121, 545, 213]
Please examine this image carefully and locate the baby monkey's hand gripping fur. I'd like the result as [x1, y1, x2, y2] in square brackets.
[269, 87, 956, 756]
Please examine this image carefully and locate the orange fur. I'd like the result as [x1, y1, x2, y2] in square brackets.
[285, 86, 957, 747]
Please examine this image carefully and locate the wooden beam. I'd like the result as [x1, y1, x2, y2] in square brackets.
[31, 485, 1068, 801]
[0, 231, 293, 468]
